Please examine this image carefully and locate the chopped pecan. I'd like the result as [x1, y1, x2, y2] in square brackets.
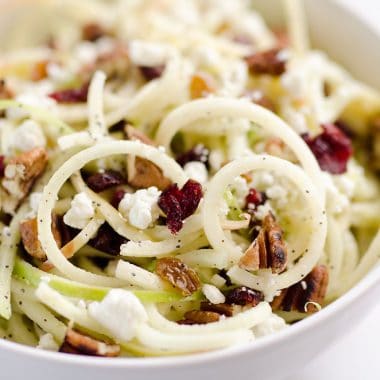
[82, 22, 108, 42]
[125, 125, 171, 190]
[200, 301, 235, 317]
[20, 215, 62, 260]
[245, 48, 287, 76]
[271, 265, 329, 313]
[239, 212, 287, 273]
[189, 73, 215, 99]
[179, 310, 220, 324]
[225, 286, 264, 307]
[59, 329, 120, 357]
[1, 148, 47, 213]
[156, 257, 201, 296]
[85, 170, 124, 193]
[139, 65, 165, 81]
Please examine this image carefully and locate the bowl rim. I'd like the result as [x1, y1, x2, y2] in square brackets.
[1, 0, 380, 370]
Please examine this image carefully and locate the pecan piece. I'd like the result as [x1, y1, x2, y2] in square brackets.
[0, 79, 14, 100]
[239, 212, 287, 273]
[189, 73, 215, 99]
[82, 22, 108, 42]
[59, 329, 120, 357]
[1, 148, 47, 213]
[200, 301, 235, 317]
[125, 125, 171, 190]
[178, 310, 220, 324]
[271, 265, 329, 314]
[156, 257, 201, 296]
[245, 48, 287, 76]
[20, 215, 62, 260]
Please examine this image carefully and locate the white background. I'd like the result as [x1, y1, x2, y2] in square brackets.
[293, 1, 380, 378]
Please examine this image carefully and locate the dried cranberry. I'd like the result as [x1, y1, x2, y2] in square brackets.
[0, 155, 5, 177]
[225, 286, 264, 307]
[158, 179, 203, 234]
[176, 144, 209, 168]
[49, 82, 89, 103]
[302, 123, 353, 174]
[245, 188, 266, 212]
[111, 188, 126, 208]
[89, 223, 128, 255]
[245, 48, 287, 76]
[85, 170, 124, 193]
[139, 65, 165, 81]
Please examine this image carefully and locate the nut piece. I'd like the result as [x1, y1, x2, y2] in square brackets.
[239, 212, 287, 274]
[20, 215, 62, 260]
[178, 310, 220, 325]
[271, 265, 329, 314]
[125, 125, 172, 190]
[245, 48, 287, 76]
[200, 301, 235, 317]
[189, 73, 215, 99]
[59, 329, 120, 357]
[1, 148, 47, 214]
[156, 257, 201, 296]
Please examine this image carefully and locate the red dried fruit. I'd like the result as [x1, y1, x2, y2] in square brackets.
[89, 223, 128, 255]
[158, 179, 203, 234]
[82, 22, 107, 42]
[302, 123, 353, 174]
[139, 65, 165, 81]
[111, 188, 126, 208]
[225, 286, 264, 307]
[176, 144, 209, 168]
[0, 155, 5, 177]
[245, 188, 266, 212]
[85, 170, 124, 193]
[245, 48, 287, 76]
[49, 82, 89, 103]
[156, 257, 201, 296]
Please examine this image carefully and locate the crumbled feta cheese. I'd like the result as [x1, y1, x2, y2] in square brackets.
[281, 69, 307, 100]
[202, 284, 226, 304]
[252, 172, 274, 188]
[231, 176, 249, 207]
[253, 314, 287, 337]
[74, 41, 98, 65]
[210, 273, 227, 288]
[333, 174, 355, 198]
[129, 40, 169, 67]
[192, 45, 221, 68]
[7, 92, 56, 120]
[209, 149, 224, 172]
[37, 333, 59, 351]
[63, 192, 95, 229]
[88, 289, 148, 342]
[300, 280, 307, 290]
[281, 106, 308, 134]
[46, 62, 73, 83]
[118, 187, 161, 230]
[266, 184, 288, 208]
[12, 119, 46, 152]
[254, 202, 274, 221]
[322, 172, 349, 214]
[183, 161, 208, 184]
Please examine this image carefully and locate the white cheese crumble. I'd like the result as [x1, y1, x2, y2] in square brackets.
[37, 333, 59, 351]
[254, 202, 274, 221]
[46, 62, 73, 83]
[322, 172, 350, 214]
[129, 40, 169, 67]
[118, 187, 161, 230]
[209, 149, 224, 172]
[12, 119, 46, 152]
[63, 192, 95, 229]
[88, 289, 148, 342]
[266, 184, 288, 208]
[74, 41, 98, 65]
[202, 284, 226, 304]
[231, 176, 249, 207]
[183, 161, 208, 185]
[27, 192, 43, 217]
[253, 313, 287, 337]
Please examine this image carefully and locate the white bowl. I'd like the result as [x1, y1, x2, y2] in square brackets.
[1, 1, 380, 379]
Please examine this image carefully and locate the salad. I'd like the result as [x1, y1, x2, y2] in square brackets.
[0, 0, 380, 357]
